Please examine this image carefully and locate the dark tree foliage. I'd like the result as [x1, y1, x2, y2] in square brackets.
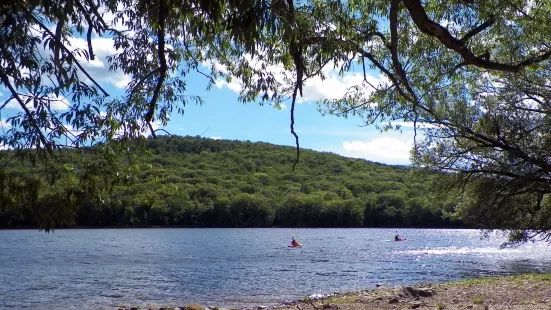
[0, 136, 460, 229]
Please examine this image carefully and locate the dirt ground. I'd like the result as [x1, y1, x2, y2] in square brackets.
[275, 274, 551, 310]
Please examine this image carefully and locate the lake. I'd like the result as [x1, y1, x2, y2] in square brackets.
[1, 228, 550, 309]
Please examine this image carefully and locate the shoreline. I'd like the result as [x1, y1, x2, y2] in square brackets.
[115, 274, 551, 310]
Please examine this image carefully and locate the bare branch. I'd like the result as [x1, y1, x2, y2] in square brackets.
[152, 128, 173, 136]
[459, 18, 495, 43]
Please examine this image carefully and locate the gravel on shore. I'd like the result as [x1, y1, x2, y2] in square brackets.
[116, 274, 551, 310]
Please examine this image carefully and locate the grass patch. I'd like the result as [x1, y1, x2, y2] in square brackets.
[472, 294, 485, 304]
[436, 302, 447, 310]
[444, 273, 551, 288]
[325, 296, 356, 304]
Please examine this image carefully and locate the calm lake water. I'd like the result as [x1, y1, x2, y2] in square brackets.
[1, 228, 550, 309]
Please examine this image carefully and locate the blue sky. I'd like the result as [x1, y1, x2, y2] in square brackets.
[0, 20, 416, 166]
[157, 68, 415, 165]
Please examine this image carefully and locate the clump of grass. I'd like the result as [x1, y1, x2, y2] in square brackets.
[325, 296, 355, 305]
[444, 273, 551, 289]
[436, 302, 447, 309]
[472, 294, 485, 304]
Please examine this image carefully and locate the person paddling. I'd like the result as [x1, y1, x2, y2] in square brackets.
[291, 237, 301, 247]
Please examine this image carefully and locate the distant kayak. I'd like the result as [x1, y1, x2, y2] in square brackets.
[288, 244, 302, 248]
[393, 238, 407, 242]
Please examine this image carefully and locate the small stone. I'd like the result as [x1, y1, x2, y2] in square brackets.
[257, 306, 267, 310]
[130, 307, 138, 310]
[388, 297, 399, 304]
[375, 283, 383, 287]
[417, 288, 435, 297]
[409, 301, 422, 309]
[185, 304, 205, 310]
[404, 286, 434, 297]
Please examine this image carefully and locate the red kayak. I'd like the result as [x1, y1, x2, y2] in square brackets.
[393, 238, 407, 242]
[288, 244, 302, 247]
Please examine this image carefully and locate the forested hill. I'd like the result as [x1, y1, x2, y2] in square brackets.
[2, 136, 463, 228]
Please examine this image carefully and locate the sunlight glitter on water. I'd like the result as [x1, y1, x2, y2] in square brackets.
[1, 228, 551, 309]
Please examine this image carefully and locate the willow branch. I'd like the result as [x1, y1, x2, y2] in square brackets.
[290, 81, 300, 172]
[145, 0, 168, 138]
[404, 0, 551, 72]
[74, 0, 97, 60]
[127, 68, 160, 102]
[30, 14, 109, 96]
[0, 69, 50, 152]
[390, 0, 418, 101]
[459, 17, 495, 43]
[81, 0, 109, 29]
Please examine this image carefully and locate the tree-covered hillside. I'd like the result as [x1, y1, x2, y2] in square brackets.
[0, 136, 462, 228]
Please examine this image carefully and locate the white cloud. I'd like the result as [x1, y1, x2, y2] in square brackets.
[22, 23, 130, 90]
[340, 136, 413, 164]
[5, 93, 70, 111]
[210, 136, 222, 140]
[66, 37, 131, 88]
[215, 78, 242, 93]
[206, 56, 385, 103]
[300, 71, 380, 102]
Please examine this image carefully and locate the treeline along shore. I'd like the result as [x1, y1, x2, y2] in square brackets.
[0, 136, 465, 229]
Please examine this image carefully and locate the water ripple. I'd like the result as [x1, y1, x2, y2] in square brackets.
[0, 228, 550, 309]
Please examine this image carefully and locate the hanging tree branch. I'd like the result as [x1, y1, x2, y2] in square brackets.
[0, 68, 50, 153]
[29, 13, 109, 96]
[272, 0, 304, 170]
[145, 0, 168, 138]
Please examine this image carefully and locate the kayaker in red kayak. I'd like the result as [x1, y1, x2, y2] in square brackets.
[394, 234, 406, 241]
[291, 237, 301, 247]
[395, 234, 408, 241]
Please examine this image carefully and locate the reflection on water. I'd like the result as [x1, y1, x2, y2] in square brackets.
[0, 228, 549, 309]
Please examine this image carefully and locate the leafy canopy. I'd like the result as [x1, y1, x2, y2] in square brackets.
[2, 0, 551, 241]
